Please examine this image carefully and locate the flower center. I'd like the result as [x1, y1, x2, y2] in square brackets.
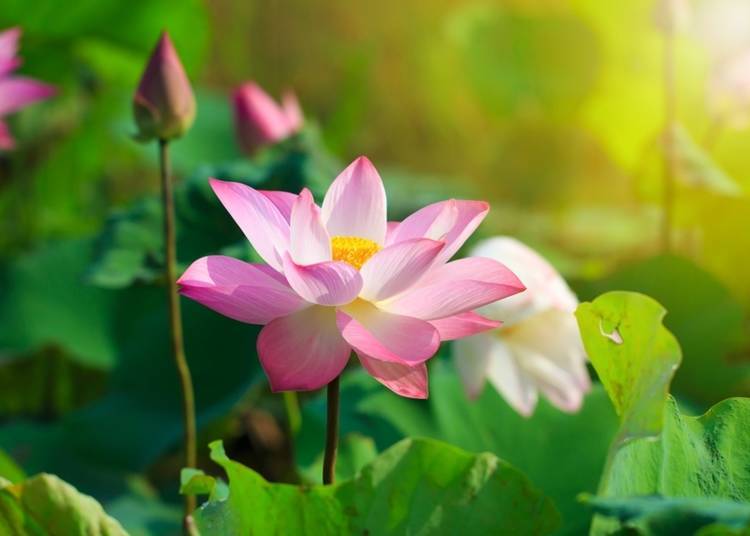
[331, 236, 380, 270]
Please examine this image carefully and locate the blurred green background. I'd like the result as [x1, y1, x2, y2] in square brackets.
[1, 0, 750, 534]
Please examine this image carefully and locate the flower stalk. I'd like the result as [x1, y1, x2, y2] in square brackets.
[322, 375, 340, 485]
[159, 138, 197, 516]
[662, 10, 677, 253]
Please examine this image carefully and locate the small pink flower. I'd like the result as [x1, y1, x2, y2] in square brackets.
[0, 27, 55, 150]
[133, 32, 196, 141]
[233, 82, 303, 155]
[454, 237, 590, 416]
[179, 157, 524, 398]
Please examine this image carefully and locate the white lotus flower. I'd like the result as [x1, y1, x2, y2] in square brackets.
[454, 237, 590, 416]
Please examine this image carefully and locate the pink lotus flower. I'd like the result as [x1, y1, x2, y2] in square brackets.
[233, 82, 303, 155]
[133, 32, 196, 141]
[0, 27, 55, 150]
[179, 157, 524, 398]
[454, 237, 590, 416]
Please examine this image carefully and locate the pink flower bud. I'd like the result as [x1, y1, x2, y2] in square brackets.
[233, 82, 303, 155]
[133, 32, 195, 142]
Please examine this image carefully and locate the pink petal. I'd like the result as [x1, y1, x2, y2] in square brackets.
[282, 90, 304, 131]
[0, 120, 15, 150]
[385, 221, 400, 243]
[359, 238, 444, 302]
[358, 352, 428, 399]
[430, 311, 501, 341]
[233, 82, 292, 154]
[388, 200, 489, 264]
[321, 156, 387, 244]
[258, 306, 351, 391]
[381, 257, 525, 320]
[388, 200, 457, 244]
[336, 302, 440, 365]
[0, 27, 21, 76]
[210, 178, 290, 271]
[260, 190, 297, 222]
[470, 237, 578, 326]
[290, 188, 331, 265]
[0, 77, 55, 116]
[282, 252, 362, 306]
[178, 256, 307, 325]
[133, 32, 195, 141]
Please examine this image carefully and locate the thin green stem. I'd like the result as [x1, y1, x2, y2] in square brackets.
[322, 376, 340, 485]
[158, 139, 197, 517]
[662, 25, 677, 253]
[283, 390, 302, 437]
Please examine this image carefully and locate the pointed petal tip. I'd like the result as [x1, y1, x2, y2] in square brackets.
[207, 177, 226, 190]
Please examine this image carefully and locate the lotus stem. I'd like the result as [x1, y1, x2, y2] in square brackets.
[322, 376, 340, 485]
[662, 21, 677, 253]
[158, 138, 197, 517]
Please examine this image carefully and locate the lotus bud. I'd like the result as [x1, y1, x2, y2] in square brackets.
[133, 32, 195, 142]
[233, 82, 303, 155]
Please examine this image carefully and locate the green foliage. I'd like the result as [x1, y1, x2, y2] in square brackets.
[0, 238, 264, 497]
[0, 0, 211, 251]
[576, 256, 749, 407]
[575, 291, 750, 535]
[576, 291, 681, 443]
[599, 397, 750, 503]
[0, 351, 106, 418]
[89, 128, 338, 288]
[296, 366, 618, 536]
[0, 240, 121, 369]
[180, 468, 227, 502]
[582, 494, 750, 536]
[0, 451, 24, 485]
[671, 126, 742, 197]
[448, 5, 600, 121]
[195, 437, 560, 535]
[0, 473, 127, 535]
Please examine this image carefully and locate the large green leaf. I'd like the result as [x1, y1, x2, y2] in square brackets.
[296, 366, 618, 536]
[582, 494, 750, 536]
[0, 240, 120, 369]
[194, 437, 560, 535]
[0, 473, 127, 535]
[590, 397, 750, 535]
[575, 291, 681, 443]
[600, 397, 750, 502]
[575, 255, 749, 408]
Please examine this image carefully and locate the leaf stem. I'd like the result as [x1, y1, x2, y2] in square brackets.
[158, 138, 197, 517]
[322, 376, 340, 485]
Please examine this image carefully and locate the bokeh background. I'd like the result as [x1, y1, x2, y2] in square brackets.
[1, 0, 749, 534]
